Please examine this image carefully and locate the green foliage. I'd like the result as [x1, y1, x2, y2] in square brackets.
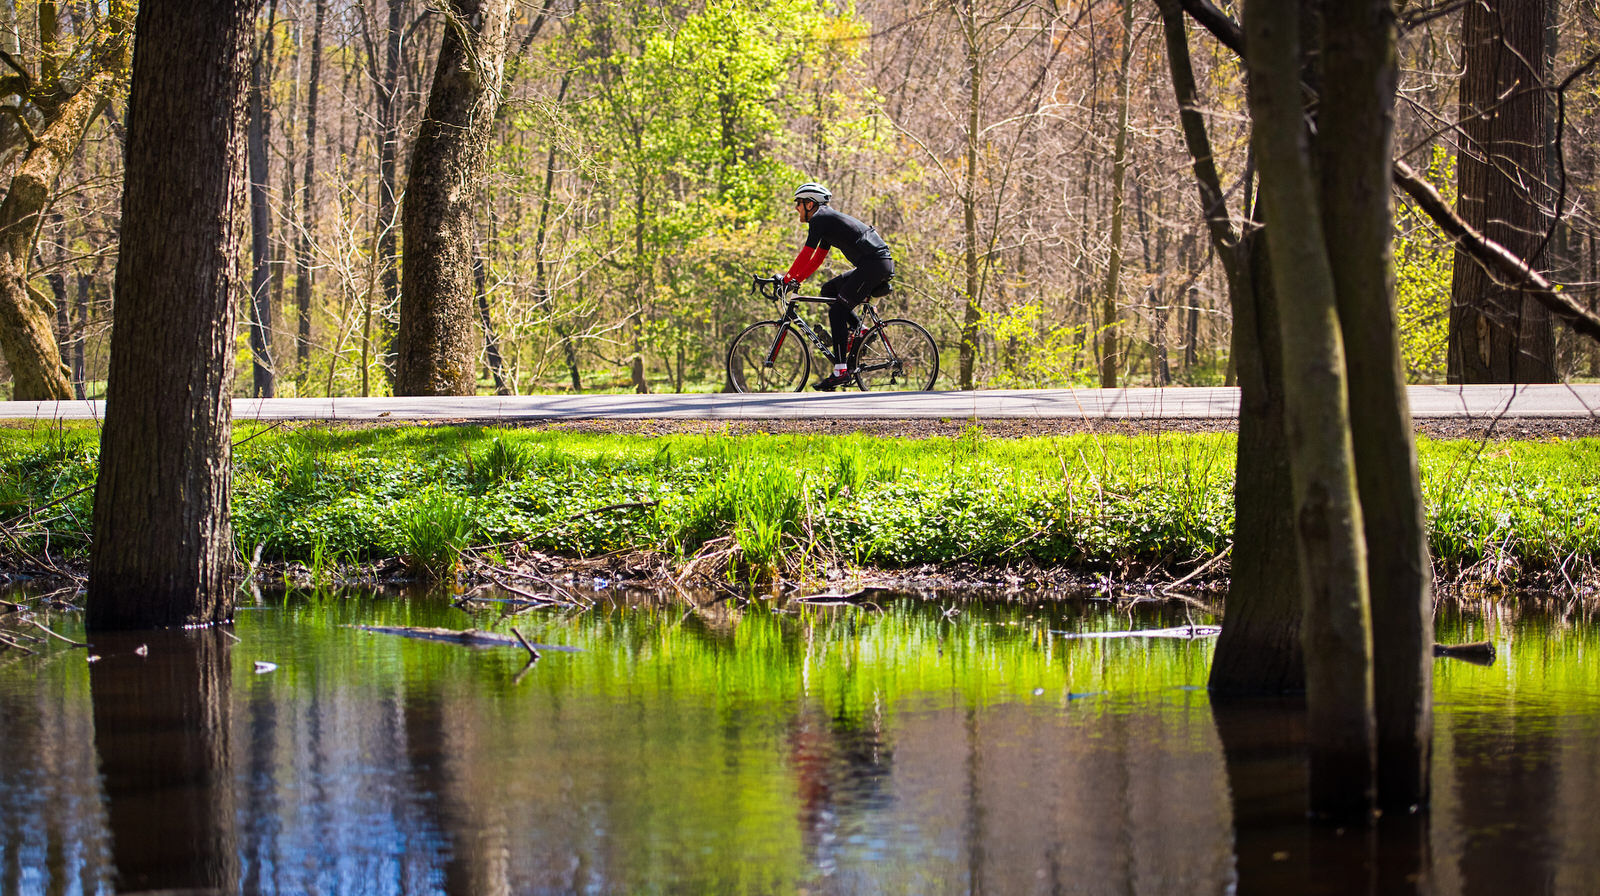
[1394, 145, 1455, 383]
[4, 425, 1599, 590]
[978, 302, 1101, 388]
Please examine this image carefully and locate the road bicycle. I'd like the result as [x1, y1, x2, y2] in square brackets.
[727, 275, 939, 393]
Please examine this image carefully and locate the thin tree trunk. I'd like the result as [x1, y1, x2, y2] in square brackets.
[957, 8, 982, 391]
[247, 7, 278, 398]
[394, 0, 511, 395]
[475, 249, 509, 395]
[1100, 0, 1135, 388]
[1246, 0, 1376, 821]
[295, 0, 327, 378]
[89, 0, 257, 630]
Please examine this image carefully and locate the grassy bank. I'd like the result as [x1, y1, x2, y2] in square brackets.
[2, 423, 1597, 592]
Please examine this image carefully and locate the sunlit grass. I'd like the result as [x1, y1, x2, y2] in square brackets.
[3, 423, 1597, 590]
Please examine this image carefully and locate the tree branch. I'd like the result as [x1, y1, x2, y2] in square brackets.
[1393, 160, 1600, 343]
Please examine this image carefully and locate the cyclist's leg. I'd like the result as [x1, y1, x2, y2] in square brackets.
[833, 260, 893, 366]
[820, 273, 853, 362]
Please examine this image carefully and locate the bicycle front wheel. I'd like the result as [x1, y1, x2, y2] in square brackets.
[727, 320, 812, 393]
[855, 319, 939, 391]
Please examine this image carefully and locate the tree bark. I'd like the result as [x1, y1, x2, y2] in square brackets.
[957, 0, 982, 391]
[1156, 0, 1304, 694]
[0, 16, 129, 401]
[1448, 0, 1556, 383]
[88, 0, 257, 630]
[1246, 0, 1376, 821]
[1099, 0, 1135, 389]
[294, 0, 327, 377]
[247, 10, 277, 398]
[394, 0, 511, 396]
[1317, 0, 1433, 814]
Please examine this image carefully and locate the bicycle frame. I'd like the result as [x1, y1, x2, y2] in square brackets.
[750, 275, 890, 372]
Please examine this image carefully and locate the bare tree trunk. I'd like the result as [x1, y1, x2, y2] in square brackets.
[957, 0, 982, 391]
[475, 249, 510, 394]
[247, 6, 278, 398]
[1246, 0, 1375, 821]
[1448, 0, 1556, 383]
[89, 0, 256, 630]
[1099, 0, 1135, 388]
[394, 0, 511, 395]
[294, 0, 327, 379]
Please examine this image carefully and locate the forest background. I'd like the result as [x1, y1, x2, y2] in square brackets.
[2, 0, 1599, 401]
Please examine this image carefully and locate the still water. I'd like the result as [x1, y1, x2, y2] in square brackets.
[0, 589, 1597, 895]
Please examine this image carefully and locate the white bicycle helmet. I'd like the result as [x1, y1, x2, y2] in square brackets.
[794, 182, 832, 205]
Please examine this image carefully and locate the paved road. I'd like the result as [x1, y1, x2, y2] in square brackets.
[1, 384, 1597, 423]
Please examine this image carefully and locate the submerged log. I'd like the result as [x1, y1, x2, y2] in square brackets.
[351, 625, 580, 652]
[1432, 641, 1496, 665]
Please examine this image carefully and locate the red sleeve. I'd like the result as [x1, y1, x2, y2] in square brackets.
[785, 245, 829, 283]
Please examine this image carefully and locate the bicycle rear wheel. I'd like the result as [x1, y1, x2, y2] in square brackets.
[855, 319, 938, 391]
[727, 320, 812, 393]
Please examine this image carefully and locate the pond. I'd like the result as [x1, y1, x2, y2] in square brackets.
[0, 587, 1597, 895]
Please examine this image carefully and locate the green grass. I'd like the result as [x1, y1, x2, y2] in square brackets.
[3, 422, 1598, 590]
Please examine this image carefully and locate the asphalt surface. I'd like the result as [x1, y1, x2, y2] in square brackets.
[1, 384, 1597, 423]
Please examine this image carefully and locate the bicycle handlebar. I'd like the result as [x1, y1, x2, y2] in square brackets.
[751, 273, 797, 303]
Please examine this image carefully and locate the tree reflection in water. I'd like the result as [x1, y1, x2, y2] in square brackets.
[89, 629, 238, 894]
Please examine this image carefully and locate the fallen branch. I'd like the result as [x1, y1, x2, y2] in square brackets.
[509, 625, 541, 662]
[351, 624, 581, 652]
[26, 618, 86, 647]
[1163, 544, 1232, 593]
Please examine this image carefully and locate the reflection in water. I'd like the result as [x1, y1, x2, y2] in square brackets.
[89, 629, 238, 895]
[1, 594, 1600, 893]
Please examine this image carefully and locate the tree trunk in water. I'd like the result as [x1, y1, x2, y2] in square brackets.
[294, 0, 327, 378]
[1156, 0, 1304, 694]
[1448, 0, 1555, 383]
[1099, 0, 1135, 389]
[394, 0, 511, 396]
[247, 26, 277, 398]
[1318, 0, 1433, 814]
[88, 0, 256, 630]
[1246, 0, 1376, 821]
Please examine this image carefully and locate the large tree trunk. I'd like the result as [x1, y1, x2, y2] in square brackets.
[0, 18, 130, 401]
[394, 0, 511, 395]
[1155, 0, 1304, 694]
[1318, 0, 1434, 814]
[1448, 0, 1556, 383]
[88, 0, 257, 630]
[1246, 0, 1376, 821]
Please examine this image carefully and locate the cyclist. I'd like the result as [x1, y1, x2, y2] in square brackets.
[782, 182, 895, 391]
